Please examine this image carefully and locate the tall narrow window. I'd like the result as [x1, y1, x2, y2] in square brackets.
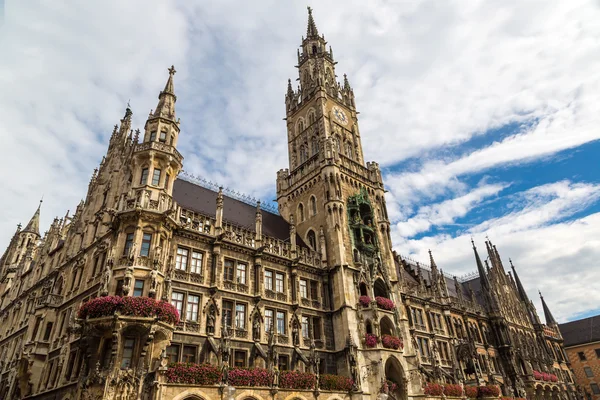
[166, 345, 180, 364]
[307, 230, 317, 250]
[190, 251, 203, 274]
[124, 233, 134, 256]
[121, 338, 135, 369]
[222, 300, 233, 329]
[299, 279, 308, 299]
[165, 174, 171, 190]
[346, 142, 353, 159]
[149, 131, 157, 142]
[313, 317, 322, 339]
[265, 309, 274, 332]
[264, 270, 273, 290]
[187, 295, 200, 322]
[43, 323, 53, 341]
[298, 203, 304, 222]
[275, 273, 284, 293]
[224, 260, 234, 282]
[159, 131, 167, 143]
[175, 247, 188, 271]
[140, 233, 152, 257]
[277, 312, 286, 334]
[236, 263, 247, 284]
[133, 280, 144, 297]
[310, 197, 317, 216]
[101, 339, 112, 368]
[151, 169, 161, 186]
[140, 168, 149, 185]
[311, 137, 319, 156]
[171, 292, 184, 317]
[182, 346, 196, 363]
[310, 281, 318, 300]
[235, 304, 246, 329]
[301, 316, 310, 338]
[234, 350, 246, 368]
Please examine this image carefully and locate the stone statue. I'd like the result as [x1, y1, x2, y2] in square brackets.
[272, 367, 280, 387]
[127, 242, 137, 263]
[292, 322, 299, 346]
[101, 263, 111, 296]
[253, 316, 261, 341]
[149, 269, 158, 297]
[207, 306, 216, 335]
[162, 277, 172, 302]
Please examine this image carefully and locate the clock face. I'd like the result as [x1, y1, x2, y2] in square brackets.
[332, 106, 348, 125]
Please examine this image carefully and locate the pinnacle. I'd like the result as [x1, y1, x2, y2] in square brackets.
[306, 6, 319, 38]
[23, 199, 42, 236]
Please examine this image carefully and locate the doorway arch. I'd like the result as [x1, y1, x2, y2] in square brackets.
[384, 356, 407, 400]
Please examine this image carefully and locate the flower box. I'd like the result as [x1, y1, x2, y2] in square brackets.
[78, 295, 180, 325]
[382, 334, 403, 350]
[365, 333, 378, 348]
[279, 370, 316, 390]
[359, 295, 371, 307]
[227, 367, 273, 387]
[375, 296, 395, 310]
[465, 386, 478, 398]
[443, 383, 463, 397]
[319, 374, 354, 391]
[424, 382, 443, 396]
[478, 385, 501, 397]
[165, 363, 221, 385]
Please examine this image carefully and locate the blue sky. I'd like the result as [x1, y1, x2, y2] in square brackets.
[0, 0, 599, 322]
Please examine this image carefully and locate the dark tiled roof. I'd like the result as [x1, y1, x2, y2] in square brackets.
[172, 179, 291, 242]
[559, 315, 600, 347]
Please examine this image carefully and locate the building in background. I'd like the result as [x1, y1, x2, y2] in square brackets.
[0, 8, 579, 400]
[560, 316, 600, 399]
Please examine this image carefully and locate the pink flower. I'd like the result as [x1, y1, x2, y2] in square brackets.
[381, 334, 403, 350]
[375, 296, 395, 310]
[78, 295, 179, 325]
[358, 296, 371, 307]
[319, 374, 353, 391]
[365, 333, 377, 348]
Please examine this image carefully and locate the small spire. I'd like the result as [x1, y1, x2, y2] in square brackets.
[153, 65, 177, 120]
[428, 249, 438, 270]
[287, 79, 294, 98]
[23, 199, 42, 236]
[510, 259, 529, 303]
[306, 6, 319, 38]
[343, 73, 351, 90]
[539, 291, 558, 326]
[472, 239, 490, 289]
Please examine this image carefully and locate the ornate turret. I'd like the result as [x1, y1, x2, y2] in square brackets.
[22, 200, 42, 237]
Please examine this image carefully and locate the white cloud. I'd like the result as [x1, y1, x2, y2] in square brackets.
[393, 181, 600, 322]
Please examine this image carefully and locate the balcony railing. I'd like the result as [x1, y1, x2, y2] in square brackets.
[36, 294, 63, 309]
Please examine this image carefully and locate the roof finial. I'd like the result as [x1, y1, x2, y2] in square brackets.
[306, 6, 319, 38]
[168, 65, 177, 76]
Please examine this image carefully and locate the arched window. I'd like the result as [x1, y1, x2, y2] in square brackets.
[307, 230, 317, 250]
[374, 279, 388, 298]
[297, 120, 305, 134]
[311, 137, 319, 156]
[308, 112, 316, 125]
[346, 142, 353, 159]
[312, 45, 317, 55]
[298, 204, 305, 222]
[310, 196, 317, 216]
[299, 146, 307, 164]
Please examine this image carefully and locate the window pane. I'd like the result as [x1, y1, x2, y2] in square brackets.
[265, 270, 273, 290]
[310, 281, 318, 300]
[152, 169, 161, 186]
[585, 366, 594, 377]
[301, 316, 310, 338]
[235, 304, 246, 329]
[171, 292, 184, 316]
[236, 263, 246, 284]
[133, 280, 144, 297]
[140, 168, 149, 185]
[121, 338, 135, 369]
[313, 317, 321, 339]
[191, 251, 203, 274]
[222, 301, 233, 328]
[265, 309, 273, 332]
[275, 273, 284, 293]
[176, 247, 188, 271]
[159, 131, 167, 142]
[149, 131, 157, 141]
[592, 384, 600, 395]
[166, 345, 180, 364]
[234, 350, 246, 368]
[140, 233, 152, 257]
[182, 345, 196, 363]
[224, 260, 234, 282]
[186, 295, 200, 321]
[277, 312, 285, 335]
[124, 233, 134, 256]
[300, 280, 308, 299]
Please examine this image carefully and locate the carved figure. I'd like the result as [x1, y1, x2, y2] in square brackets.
[253, 316, 261, 341]
[206, 306, 216, 335]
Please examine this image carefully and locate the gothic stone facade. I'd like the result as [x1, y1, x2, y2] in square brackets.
[0, 8, 578, 400]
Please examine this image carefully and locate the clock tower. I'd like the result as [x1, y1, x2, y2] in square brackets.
[277, 8, 403, 393]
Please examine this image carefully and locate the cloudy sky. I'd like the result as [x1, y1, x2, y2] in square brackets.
[0, 0, 599, 322]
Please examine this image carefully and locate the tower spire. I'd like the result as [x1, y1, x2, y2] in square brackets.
[153, 65, 177, 121]
[510, 259, 530, 303]
[539, 291, 558, 326]
[472, 239, 490, 289]
[23, 199, 42, 236]
[306, 6, 319, 38]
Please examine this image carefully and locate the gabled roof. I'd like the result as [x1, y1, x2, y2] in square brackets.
[559, 315, 600, 347]
[172, 178, 292, 242]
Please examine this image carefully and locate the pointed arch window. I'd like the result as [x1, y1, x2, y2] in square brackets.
[310, 196, 317, 216]
[346, 142, 353, 159]
[299, 145, 308, 163]
[311, 137, 319, 156]
[307, 229, 317, 250]
[308, 112, 316, 125]
[298, 204, 305, 222]
[297, 120, 305, 134]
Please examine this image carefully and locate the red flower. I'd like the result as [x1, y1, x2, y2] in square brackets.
[365, 334, 377, 348]
[465, 386, 478, 398]
[165, 363, 221, 385]
[319, 374, 353, 391]
[375, 296, 395, 310]
[227, 367, 273, 387]
[359, 296, 371, 307]
[78, 295, 179, 325]
[381, 334, 403, 350]
[424, 382, 443, 396]
[443, 383, 463, 396]
[279, 370, 316, 390]
[478, 385, 501, 397]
